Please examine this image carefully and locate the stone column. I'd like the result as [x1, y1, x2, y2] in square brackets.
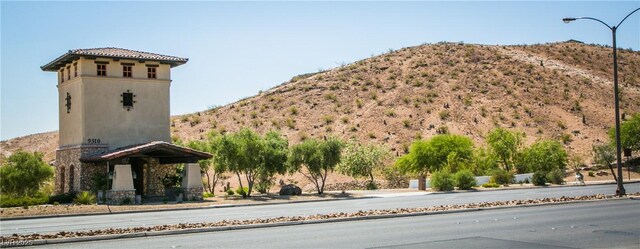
[181, 163, 203, 201]
[108, 164, 136, 204]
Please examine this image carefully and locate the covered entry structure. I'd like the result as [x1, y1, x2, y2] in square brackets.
[80, 141, 212, 204]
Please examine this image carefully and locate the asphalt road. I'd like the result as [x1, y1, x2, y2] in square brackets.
[1, 183, 638, 237]
[34, 199, 640, 249]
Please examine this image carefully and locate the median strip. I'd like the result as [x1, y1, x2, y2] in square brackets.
[1, 193, 638, 247]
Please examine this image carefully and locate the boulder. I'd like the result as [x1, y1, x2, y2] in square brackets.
[279, 184, 302, 196]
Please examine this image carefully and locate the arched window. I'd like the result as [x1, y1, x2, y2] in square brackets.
[69, 164, 75, 192]
[60, 166, 66, 193]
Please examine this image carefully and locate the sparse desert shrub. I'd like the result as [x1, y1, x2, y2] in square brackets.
[322, 115, 335, 124]
[454, 170, 477, 190]
[532, 171, 547, 186]
[402, 119, 411, 128]
[560, 133, 572, 144]
[439, 110, 450, 120]
[430, 171, 454, 191]
[341, 116, 349, 124]
[436, 126, 449, 134]
[482, 182, 500, 188]
[489, 169, 514, 185]
[385, 109, 396, 117]
[235, 186, 249, 198]
[546, 169, 565, 185]
[285, 118, 296, 129]
[463, 97, 472, 106]
[290, 106, 298, 115]
[324, 93, 337, 102]
[557, 120, 567, 130]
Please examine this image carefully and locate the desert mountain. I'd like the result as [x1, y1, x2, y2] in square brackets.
[2, 41, 639, 165]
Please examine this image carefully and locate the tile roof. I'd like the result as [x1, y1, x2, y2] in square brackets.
[80, 141, 212, 163]
[41, 47, 188, 71]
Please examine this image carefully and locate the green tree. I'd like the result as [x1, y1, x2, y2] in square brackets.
[396, 134, 474, 175]
[288, 137, 344, 195]
[186, 131, 228, 194]
[211, 128, 288, 197]
[0, 151, 54, 197]
[337, 141, 390, 188]
[471, 147, 499, 176]
[486, 128, 524, 172]
[517, 140, 568, 173]
[255, 131, 289, 193]
[609, 113, 640, 152]
[592, 143, 617, 182]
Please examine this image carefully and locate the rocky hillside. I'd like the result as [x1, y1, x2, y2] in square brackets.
[2, 41, 640, 164]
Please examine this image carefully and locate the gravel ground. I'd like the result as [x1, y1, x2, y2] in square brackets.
[2, 193, 638, 243]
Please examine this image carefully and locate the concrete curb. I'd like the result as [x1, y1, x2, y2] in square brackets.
[426, 179, 640, 195]
[8, 196, 634, 247]
[0, 196, 369, 221]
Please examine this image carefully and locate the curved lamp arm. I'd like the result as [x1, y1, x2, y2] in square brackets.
[616, 8, 640, 28]
[563, 8, 640, 30]
[563, 17, 612, 30]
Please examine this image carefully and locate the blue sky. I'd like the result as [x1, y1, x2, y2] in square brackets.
[1, 1, 639, 140]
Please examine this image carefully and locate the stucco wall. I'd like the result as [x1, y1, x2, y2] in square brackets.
[82, 77, 171, 149]
[58, 78, 84, 147]
[76, 57, 170, 80]
[58, 57, 172, 149]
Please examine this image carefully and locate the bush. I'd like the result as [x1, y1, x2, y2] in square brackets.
[532, 171, 547, 186]
[454, 170, 477, 190]
[203, 192, 215, 198]
[48, 192, 76, 204]
[382, 165, 409, 189]
[235, 186, 249, 198]
[0, 151, 54, 197]
[255, 177, 274, 194]
[91, 172, 109, 192]
[226, 189, 235, 196]
[121, 197, 132, 205]
[0, 193, 49, 208]
[588, 171, 595, 177]
[73, 191, 96, 205]
[546, 169, 565, 185]
[365, 181, 378, 190]
[481, 182, 500, 188]
[430, 171, 454, 191]
[517, 140, 568, 173]
[490, 169, 514, 185]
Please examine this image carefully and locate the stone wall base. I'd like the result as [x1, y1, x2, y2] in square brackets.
[107, 190, 136, 205]
[182, 187, 203, 201]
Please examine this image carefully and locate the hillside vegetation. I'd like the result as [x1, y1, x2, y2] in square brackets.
[2, 41, 639, 165]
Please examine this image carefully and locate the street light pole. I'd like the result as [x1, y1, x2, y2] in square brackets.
[563, 8, 639, 197]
